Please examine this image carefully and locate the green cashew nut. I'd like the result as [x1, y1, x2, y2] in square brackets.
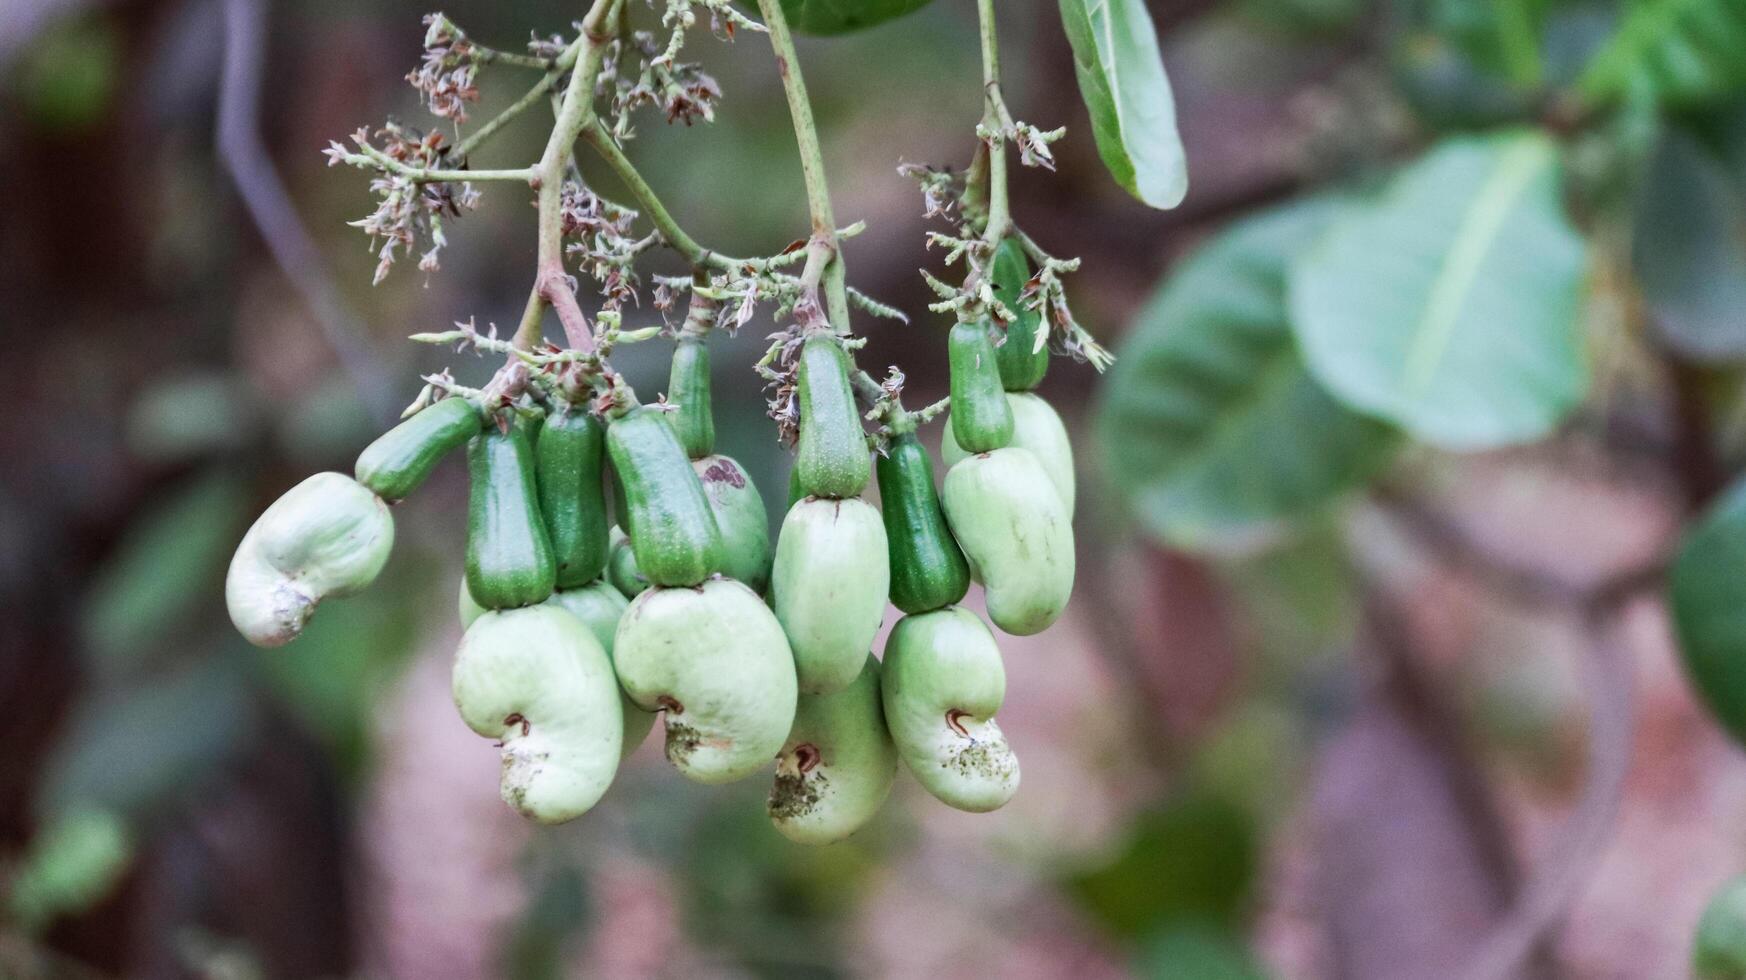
[605, 525, 649, 598]
[943, 392, 1075, 516]
[693, 455, 773, 594]
[614, 578, 797, 784]
[942, 447, 1074, 636]
[227, 472, 394, 648]
[452, 604, 624, 823]
[460, 575, 653, 759]
[769, 654, 897, 845]
[881, 607, 1019, 812]
[771, 496, 890, 694]
[354, 396, 482, 502]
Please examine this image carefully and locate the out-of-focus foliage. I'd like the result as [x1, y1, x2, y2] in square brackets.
[1290, 131, 1589, 449]
[780, 0, 934, 35]
[1579, 0, 1746, 107]
[1096, 199, 1397, 551]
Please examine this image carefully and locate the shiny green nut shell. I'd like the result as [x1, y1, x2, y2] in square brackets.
[772, 497, 890, 695]
[669, 337, 716, 460]
[693, 454, 773, 593]
[1698, 875, 1746, 979]
[227, 472, 394, 648]
[991, 238, 1049, 392]
[877, 432, 970, 615]
[465, 423, 557, 610]
[452, 605, 623, 824]
[947, 320, 1014, 455]
[769, 654, 897, 845]
[614, 579, 798, 784]
[546, 579, 654, 760]
[536, 407, 611, 589]
[881, 607, 1018, 812]
[795, 334, 871, 499]
[606, 407, 723, 588]
[606, 525, 649, 598]
[943, 392, 1075, 515]
[942, 448, 1074, 636]
[354, 397, 481, 502]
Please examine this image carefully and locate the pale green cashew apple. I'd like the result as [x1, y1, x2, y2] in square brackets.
[942, 447, 1074, 636]
[614, 578, 798, 784]
[881, 606, 1019, 812]
[942, 392, 1076, 515]
[226, 472, 394, 648]
[452, 604, 624, 823]
[771, 496, 890, 694]
[768, 654, 898, 845]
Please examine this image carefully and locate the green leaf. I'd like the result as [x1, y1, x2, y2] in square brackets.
[1058, 0, 1188, 209]
[1579, 0, 1746, 108]
[1670, 477, 1746, 747]
[778, 0, 933, 35]
[1096, 199, 1398, 552]
[1632, 118, 1746, 361]
[1289, 132, 1589, 450]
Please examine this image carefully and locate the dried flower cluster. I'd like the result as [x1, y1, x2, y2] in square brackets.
[324, 124, 480, 284]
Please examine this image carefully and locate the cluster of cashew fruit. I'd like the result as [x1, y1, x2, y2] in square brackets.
[226, 253, 1074, 844]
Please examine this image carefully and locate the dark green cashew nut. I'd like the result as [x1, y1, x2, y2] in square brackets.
[452, 604, 624, 824]
[227, 472, 394, 648]
[881, 607, 1019, 812]
[771, 496, 890, 694]
[769, 654, 897, 845]
[613, 578, 798, 784]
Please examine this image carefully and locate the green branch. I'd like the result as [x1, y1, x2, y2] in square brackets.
[977, 0, 1009, 245]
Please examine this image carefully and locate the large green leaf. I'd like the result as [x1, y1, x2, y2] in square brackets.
[1633, 118, 1746, 360]
[1289, 132, 1589, 450]
[1670, 477, 1746, 747]
[1096, 200, 1398, 551]
[1058, 0, 1188, 209]
[1579, 0, 1746, 108]
[778, 0, 933, 35]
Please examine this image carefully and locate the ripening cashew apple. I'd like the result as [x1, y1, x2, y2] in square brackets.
[452, 604, 623, 823]
[768, 654, 898, 845]
[772, 497, 890, 694]
[227, 472, 395, 647]
[942, 392, 1075, 516]
[881, 607, 1019, 812]
[460, 575, 655, 760]
[614, 578, 798, 784]
[773, 333, 889, 693]
[943, 446, 1075, 635]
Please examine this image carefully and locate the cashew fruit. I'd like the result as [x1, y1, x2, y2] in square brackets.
[794, 334, 870, 499]
[614, 578, 797, 783]
[881, 607, 1018, 812]
[769, 654, 897, 845]
[771, 496, 890, 694]
[354, 396, 482, 502]
[452, 604, 624, 823]
[227, 472, 394, 647]
[942, 447, 1074, 635]
[943, 391, 1075, 515]
[877, 430, 970, 615]
[605, 524, 649, 598]
[991, 238, 1049, 392]
[607, 407, 723, 587]
[465, 422, 557, 610]
[693, 455, 773, 594]
[947, 320, 1014, 454]
[536, 405, 611, 589]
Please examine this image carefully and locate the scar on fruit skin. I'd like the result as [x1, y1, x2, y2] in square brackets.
[769, 769, 827, 819]
[703, 462, 745, 488]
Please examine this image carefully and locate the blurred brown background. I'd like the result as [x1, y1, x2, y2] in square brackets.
[3, 0, 1742, 977]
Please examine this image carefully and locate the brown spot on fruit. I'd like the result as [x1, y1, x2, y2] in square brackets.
[945, 708, 971, 738]
[504, 712, 531, 736]
[657, 695, 684, 715]
[794, 742, 821, 773]
[703, 461, 745, 488]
